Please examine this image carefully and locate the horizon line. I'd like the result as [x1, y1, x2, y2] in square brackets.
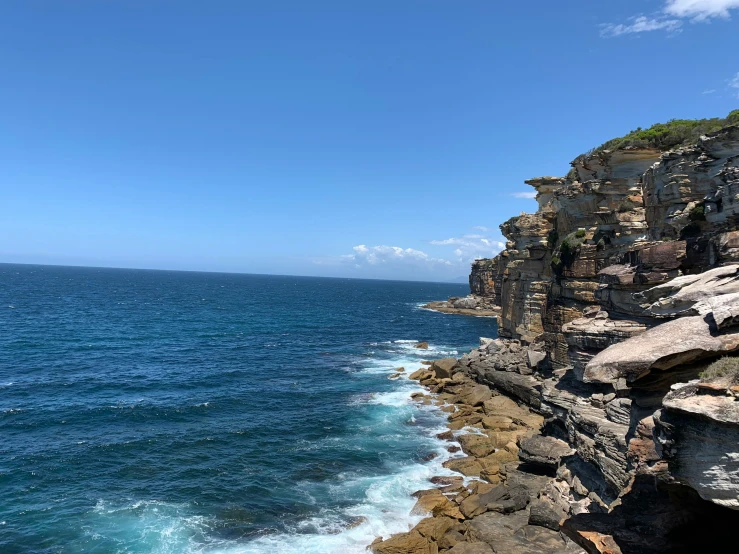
[0, 261, 470, 286]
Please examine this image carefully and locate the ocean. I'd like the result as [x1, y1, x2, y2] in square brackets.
[0, 264, 497, 554]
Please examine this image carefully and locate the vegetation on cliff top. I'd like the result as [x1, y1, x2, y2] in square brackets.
[573, 109, 739, 163]
[700, 356, 739, 386]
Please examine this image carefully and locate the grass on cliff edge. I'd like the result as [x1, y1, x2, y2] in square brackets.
[699, 356, 739, 386]
[575, 109, 739, 161]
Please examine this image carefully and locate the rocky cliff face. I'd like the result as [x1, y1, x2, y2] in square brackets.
[464, 125, 739, 551]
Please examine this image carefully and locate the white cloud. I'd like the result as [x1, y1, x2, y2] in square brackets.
[510, 191, 537, 199]
[344, 244, 452, 267]
[473, 225, 492, 232]
[703, 89, 717, 94]
[601, 0, 739, 37]
[664, 0, 739, 20]
[430, 234, 506, 262]
[730, 72, 739, 97]
[600, 16, 682, 37]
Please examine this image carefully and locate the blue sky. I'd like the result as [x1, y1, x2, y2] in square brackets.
[1, 0, 738, 281]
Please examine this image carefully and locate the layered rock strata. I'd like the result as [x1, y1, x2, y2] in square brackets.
[428, 126, 739, 552]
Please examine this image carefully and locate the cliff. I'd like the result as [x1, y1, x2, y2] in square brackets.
[461, 119, 739, 551]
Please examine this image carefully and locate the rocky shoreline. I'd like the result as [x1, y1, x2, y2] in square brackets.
[368, 351, 588, 554]
[422, 295, 501, 318]
[370, 120, 739, 553]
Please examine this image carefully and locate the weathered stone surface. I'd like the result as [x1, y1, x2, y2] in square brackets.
[369, 530, 431, 554]
[443, 457, 484, 477]
[456, 385, 494, 406]
[636, 264, 739, 317]
[414, 516, 455, 541]
[432, 358, 458, 379]
[529, 497, 567, 530]
[584, 314, 739, 384]
[447, 542, 494, 554]
[657, 382, 739, 510]
[519, 436, 575, 468]
[411, 489, 464, 519]
[467, 511, 584, 554]
[458, 433, 497, 458]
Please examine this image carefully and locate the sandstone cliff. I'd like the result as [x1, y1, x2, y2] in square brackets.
[460, 121, 739, 551]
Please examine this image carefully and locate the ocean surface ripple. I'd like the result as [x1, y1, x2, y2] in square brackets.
[0, 264, 497, 553]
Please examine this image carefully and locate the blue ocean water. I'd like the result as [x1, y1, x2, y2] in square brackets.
[0, 264, 497, 554]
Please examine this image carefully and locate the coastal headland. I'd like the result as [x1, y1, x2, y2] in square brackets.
[370, 114, 739, 553]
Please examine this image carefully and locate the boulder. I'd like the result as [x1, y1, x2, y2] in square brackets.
[411, 489, 464, 519]
[529, 497, 567, 530]
[518, 436, 575, 468]
[443, 457, 484, 477]
[432, 358, 458, 379]
[482, 415, 515, 430]
[458, 433, 497, 458]
[415, 342, 429, 349]
[414, 516, 455, 541]
[456, 385, 493, 406]
[460, 484, 531, 518]
[369, 530, 432, 554]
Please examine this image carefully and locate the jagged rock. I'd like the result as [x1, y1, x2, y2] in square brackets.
[411, 489, 464, 519]
[636, 264, 739, 317]
[584, 313, 739, 384]
[415, 342, 429, 349]
[456, 385, 493, 406]
[657, 383, 739, 510]
[529, 497, 567, 530]
[444, 457, 484, 477]
[466, 510, 584, 554]
[527, 348, 547, 369]
[482, 415, 515, 430]
[518, 436, 575, 468]
[414, 516, 455, 541]
[369, 530, 432, 554]
[460, 484, 530, 518]
[458, 434, 497, 458]
[432, 358, 458, 379]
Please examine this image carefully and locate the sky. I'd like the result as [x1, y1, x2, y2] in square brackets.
[1, 0, 738, 282]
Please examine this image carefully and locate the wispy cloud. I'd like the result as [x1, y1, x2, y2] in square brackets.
[342, 244, 452, 267]
[730, 72, 739, 97]
[430, 234, 506, 262]
[601, 0, 739, 37]
[510, 191, 537, 199]
[703, 89, 717, 94]
[317, 227, 507, 280]
[600, 16, 682, 37]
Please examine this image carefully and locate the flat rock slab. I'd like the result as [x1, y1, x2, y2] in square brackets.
[457, 385, 494, 406]
[447, 543, 494, 554]
[466, 511, 585, 554]
[584, 314, 739, 384]
[518, 436, 575, 468]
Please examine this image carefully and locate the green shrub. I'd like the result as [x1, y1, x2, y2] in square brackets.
[617, 198, 639, 213]
[700, 357, 739, 385]
[547, 228, 559, 249]
[575, 109, 739, 159]
[596, 238, 605, 250]
[575, 229, 586, 238]
[689, 203, 706, 221]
